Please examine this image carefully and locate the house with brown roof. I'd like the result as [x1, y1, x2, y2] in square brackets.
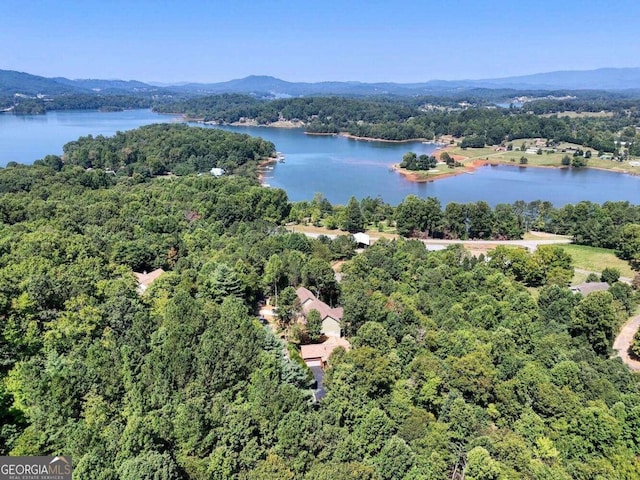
[300, 336, 351, 367]
[133, 268, 165, 293]
[296, 286, 343, 338]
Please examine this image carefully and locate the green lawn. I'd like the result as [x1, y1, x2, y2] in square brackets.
[571, 270, 590, 286]
[447, 142, 638, 173]
[558, 244, 636, 278]
[523, 231, 571, 240]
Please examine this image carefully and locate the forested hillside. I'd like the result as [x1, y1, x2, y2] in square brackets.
[156, 94, 640, 154]
[1, 127, 640, 478]
[57, 123, 275, 177]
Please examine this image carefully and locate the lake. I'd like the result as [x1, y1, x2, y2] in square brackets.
[203, 123, 640, 206]
[1, 109, 638, 206]
[0, 109, 182, 166]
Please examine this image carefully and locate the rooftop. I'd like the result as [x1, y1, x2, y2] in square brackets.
[353, 232, 371, 246]
[296, 286, 316, 305]
[133, 268, 165, 293]
[570, 281, 610, 295]
[296, 287, 343, 322]
[300, 336, 351, 364]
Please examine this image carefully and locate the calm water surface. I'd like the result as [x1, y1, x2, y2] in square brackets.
[1, 109, 638, 206]
[0, 109, 181, 165]
[205, 124, 640, 206]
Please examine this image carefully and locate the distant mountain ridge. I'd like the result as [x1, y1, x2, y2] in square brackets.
[0, 70, 81, 96]
[462, 68, 640, 90]
[51, 77, 157, 92]
[0, 70, 163, 96]
[160, 68, 640, 95]
[2, 67, 640, 97]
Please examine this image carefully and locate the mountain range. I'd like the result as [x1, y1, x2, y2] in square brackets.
[2, 67, 640, 97]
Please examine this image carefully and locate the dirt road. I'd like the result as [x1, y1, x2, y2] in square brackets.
[613, 315, 640, 371]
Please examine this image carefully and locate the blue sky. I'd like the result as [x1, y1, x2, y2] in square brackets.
[3, 0, 640, 83]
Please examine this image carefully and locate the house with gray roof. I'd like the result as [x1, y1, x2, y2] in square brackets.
[570, 282, 610, 295]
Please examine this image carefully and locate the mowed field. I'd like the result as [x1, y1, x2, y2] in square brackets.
[557, 244, 636, 279]
[445, 140, 640, 174]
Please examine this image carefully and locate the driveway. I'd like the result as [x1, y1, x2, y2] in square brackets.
[310, 366, 326, 401]
[613, 314, 640, 371]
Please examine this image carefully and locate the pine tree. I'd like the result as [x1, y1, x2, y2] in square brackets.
[342, 196, 365, 233]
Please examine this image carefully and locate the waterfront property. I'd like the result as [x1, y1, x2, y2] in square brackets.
[209, 124, 640, 206]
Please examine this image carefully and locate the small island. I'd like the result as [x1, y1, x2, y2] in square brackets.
[393, 145, 476, 182]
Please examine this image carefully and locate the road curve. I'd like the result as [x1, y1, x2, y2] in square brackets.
[613, 315, 640, 371]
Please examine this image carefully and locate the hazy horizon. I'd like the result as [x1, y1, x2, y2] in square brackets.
[11, 66, 635, 87]
[4, 0, 640, 84]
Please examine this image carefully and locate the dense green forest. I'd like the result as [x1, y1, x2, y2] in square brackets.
[4, 90, 640, 155]
[54, 124, 276, 177]
[155, 94, 640, 154]
[2, 125, 640, 478]
[0, 94, 159, 115]
[523, 96, 640, 115]
[295, 194, 640, 270]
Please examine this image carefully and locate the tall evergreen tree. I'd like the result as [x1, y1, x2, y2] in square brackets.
[342, 196, 365, 233]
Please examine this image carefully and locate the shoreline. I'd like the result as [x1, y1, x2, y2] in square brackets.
[393, 158, 487, 183]
[339, 132, 434, 144]
[179, 116, 439, 144]
[392, 144, 472, 183]
[174, 116, 640, 180]
[257, 156, 278, 184]
[393, 143, 640, 183]
[306, 131, 441, 144]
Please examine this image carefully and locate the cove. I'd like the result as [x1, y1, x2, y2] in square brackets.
[201, 124, 640, 207]
[1, 109, 638, 207]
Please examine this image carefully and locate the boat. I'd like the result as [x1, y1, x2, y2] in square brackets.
[276, 152, 285, 162]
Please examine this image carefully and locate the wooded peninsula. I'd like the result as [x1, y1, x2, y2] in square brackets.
[155, 93, 640, 157]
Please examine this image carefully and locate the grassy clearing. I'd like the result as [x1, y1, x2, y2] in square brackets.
[445, 142, 639, 174]
[285, 223, 399, 240]
[558, 244, 636, 278]
[571, 270, 590, 286]
[523, 231, 571, 240]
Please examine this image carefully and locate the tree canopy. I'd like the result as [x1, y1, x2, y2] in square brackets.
[0, 125, 639, 479]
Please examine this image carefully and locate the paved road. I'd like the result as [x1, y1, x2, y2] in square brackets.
[613, 314, 640, 371]
[297, 228, 640, 372]
[297, 230, 571, 251]
[420, 238, 572, 251]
